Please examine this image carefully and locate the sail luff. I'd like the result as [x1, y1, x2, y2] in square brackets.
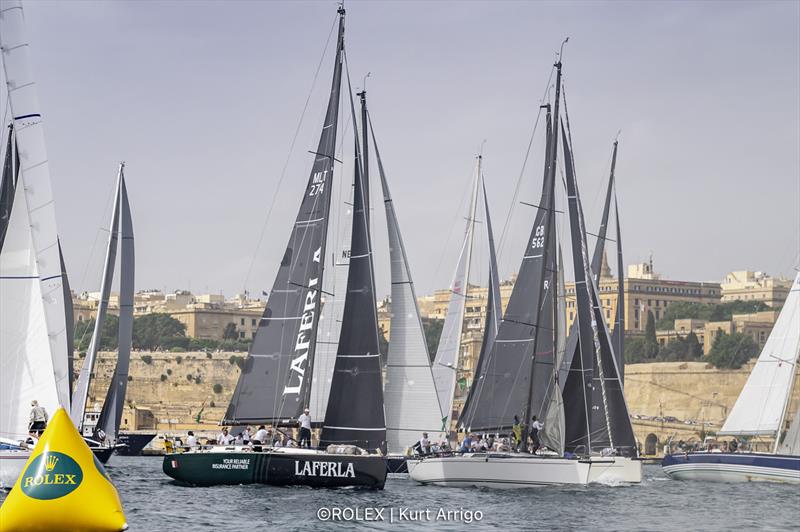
[70, 170, 122, 429]
[223, 9, 345, 424]
[370, 114, 443, 452]
[319, 87, 386, 451]
[432, 161, 480, 431]
[612, 192, 625, 383]
[58, 240, 75, 398]
[97, 168, 134, 439]
[1, 0, 70, 407]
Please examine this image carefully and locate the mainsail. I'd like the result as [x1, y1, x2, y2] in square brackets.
[319, 89, 386, 451]
[0, 124, 19, 252]
[612, 191, 625, 383]
[223, 9, 345, 425]
[373, 115, 443, 453]
[720, 273, 800, 438]
[1, 0, 69, 409]
[432, 160, 480, 431]
[71, 167, 123, 429]
[96, 168, 135, 440]
[59, 240, 75, 398]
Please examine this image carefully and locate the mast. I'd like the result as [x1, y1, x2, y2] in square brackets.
[432, 160, 480, 434]
[358, 89, 369, 228]
[372, 112, 444, 453]
[96, 165, 134, 440]
[319, 87, 386, 451]
[223, 6, 346, 425]
[520, 53, 563, 449]
[612, 188, 625, 384]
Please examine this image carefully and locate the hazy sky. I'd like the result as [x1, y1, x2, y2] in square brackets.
[8, 0, 799, 298]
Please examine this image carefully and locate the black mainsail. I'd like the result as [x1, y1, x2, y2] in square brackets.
[319, 88, 386, 451]
[0, 125, 19, 253]
[224, 9, 346, 425]
[612, 192, 625, 384]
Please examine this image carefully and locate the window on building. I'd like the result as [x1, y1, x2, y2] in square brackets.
[239, 331, 245, 338]
[251, 318, 256, 326]
[240, 318, 245, 326]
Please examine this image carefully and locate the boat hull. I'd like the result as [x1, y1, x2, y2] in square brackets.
[115, 432, 157, 456]
[662, 452, 800, 484]
[0, 450, 30, 489]
[163, 448, 387, 489]
[92, 445, 116, 464]
[587, 456, 643, 483]
[408, 453, 590, 488]
[387, 454, 409, 474]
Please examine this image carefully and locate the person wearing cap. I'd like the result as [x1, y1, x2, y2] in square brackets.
[28, 400, 48, 436]
[297, 407, 312, 448]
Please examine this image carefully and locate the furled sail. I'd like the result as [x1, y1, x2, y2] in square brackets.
[373, 116, 443, 453]
[720, 273, 800, 437]
[223, 11, 345, 425]
[432, 162, 480, 430]
[319, 89, 386, 451]
[71, 169, 122, 429]
[1, 0, 69, 408]
[458, 174, 502, 431]
[539, 244, 566, 453]
[96, 168, 134, 440]
[612, 192, 625, 383]
[59, 240, 75, 398]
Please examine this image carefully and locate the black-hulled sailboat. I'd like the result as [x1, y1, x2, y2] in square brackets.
[409, 55, 593, 488]
[162, 6, 387, 489]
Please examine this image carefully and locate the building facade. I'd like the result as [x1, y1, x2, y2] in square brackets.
[721, 270, 793, 308]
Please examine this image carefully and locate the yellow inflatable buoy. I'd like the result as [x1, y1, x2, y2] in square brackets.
[0, 407, 127, 531]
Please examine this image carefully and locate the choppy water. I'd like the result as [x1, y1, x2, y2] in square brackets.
[2, 456, 798, 530]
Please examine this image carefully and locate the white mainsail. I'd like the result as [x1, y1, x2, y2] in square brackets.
[0, 1, 69, 439]
[375, 125, 443, 452]
[70, 168, 123, 429]
[720, 273, 800, 437]
[432, 162, 480, 431]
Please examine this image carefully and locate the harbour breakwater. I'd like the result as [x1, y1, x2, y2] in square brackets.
[82, 353, 798, 454]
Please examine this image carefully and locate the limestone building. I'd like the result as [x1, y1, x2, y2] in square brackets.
[720, 270, 793, 307]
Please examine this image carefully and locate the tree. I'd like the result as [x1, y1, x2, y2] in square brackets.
[708, 331, 758, 369]
[644, 311, 659, 359]
[624, 336, 647, 364]
[685, 331, 704, 359]
[422, 318, 444, 363]
[132, 313, 186, 350]
[74, 314, 120, 352]
[223, 322, 239, 341]
[657, 300, 770, 330]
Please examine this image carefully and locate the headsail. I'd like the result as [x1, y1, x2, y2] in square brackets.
[0, 124, 19, 252]
[778, 405, 800, 455]
[720, 273, 800, 438]
[1, 0, 69, 407]
[372, 115, 443, 453]
[612, 191, 625, 383]
[432, 160, 480, 432]
[96, 167, 134, 439]
[71, 168, 122, 429]
[223, 9, 346, 425]
[319, 88, 386, 451]
[59, 240, 75, 398]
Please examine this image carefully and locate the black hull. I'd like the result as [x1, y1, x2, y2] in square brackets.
[163, 449, 387, 489]
[115, 432, 157, 456]
[387, 455, 409, 474]
[92, 446, 115, 464]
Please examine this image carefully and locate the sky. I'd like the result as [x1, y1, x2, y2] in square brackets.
[5, 0, 799, 299]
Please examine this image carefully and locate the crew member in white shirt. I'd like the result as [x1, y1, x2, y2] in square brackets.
[297, 408, 312, 449]
[253, 425, 269, 445]
[217, 428, 233, 445]
[186, 431, 198, 447]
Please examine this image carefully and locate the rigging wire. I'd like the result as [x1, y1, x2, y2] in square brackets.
[241, 12, 339, 293]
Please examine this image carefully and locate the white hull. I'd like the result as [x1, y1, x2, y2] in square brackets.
[0, 449, 30, 489]
[586, 456, 642, 484]
[408, 453, 590, 488]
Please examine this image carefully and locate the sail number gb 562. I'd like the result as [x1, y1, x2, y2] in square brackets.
[530, 224, 545, 249]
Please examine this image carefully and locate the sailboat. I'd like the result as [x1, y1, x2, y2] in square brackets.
[69, 163, 136, 464]
[162, 5, 388, 489]
[662, 273, 800, 483]
[372, 115, 444, 474]
[0, 0, 70, 488]
[409, 56, 594, 488]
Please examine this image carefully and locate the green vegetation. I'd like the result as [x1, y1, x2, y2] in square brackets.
[160, 374, 168, 382]
[422, 317, 444, 362]
[624, 330, 703, 364]
[140, 354, 153, 365]
[656, 301, 770, 330]
[223, 322, 239, 340]
[228, 355, 245, 369]
[133, 313, 187, 350]
[166, 368, 172, 375]
[644, 311, 659, 359]
[74, 314, 119, 351]
[176, 355, 183, 364]
[213, 383, 223, 394]
[708, 331, 759, 369]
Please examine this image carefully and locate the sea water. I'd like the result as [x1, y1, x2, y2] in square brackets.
[2, 457, 798, 530]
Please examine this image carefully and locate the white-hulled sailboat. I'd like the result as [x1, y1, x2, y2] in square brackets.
[662, 273, 800, 483]
[0, 0, 70, 488]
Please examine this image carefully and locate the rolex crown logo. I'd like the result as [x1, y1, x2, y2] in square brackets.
[45, 454, 59, 472]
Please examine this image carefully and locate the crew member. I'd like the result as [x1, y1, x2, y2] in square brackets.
[186, 431, 198, 447]
[298, 408, 312, 448]
[253, 425, 269, 444]
[530, 416, 544, 454]
[512, 415, 522, 450]
[28, 400, 48, 436]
